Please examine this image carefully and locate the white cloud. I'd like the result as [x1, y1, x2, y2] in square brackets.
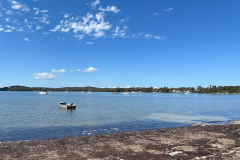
[51, 12, 111, 39]
[154, 36, 165, 39]
[24, 38, 31, 41]
[61, 28, 70, 32]
[25, 24, 32, 29]
[77, 69, 81, 71]
[6, 25, 15, 30]
[16, 28, 24, 32]
[145, 34, 153, 38]
[99, 6, 120, 14]
[34, 72, 56, 80]
[96, 12, 104, 22]
[91, 0, 100, 9]
[52, 69, 66, 73]
[34, 14, 50, 24]
[4, 29, 12, 32]
[43, 31, 50, 35]
[10, 0, 30, 12]
[75, 34, 84, 40]
[164, 8, 173, 12]
[82, 67, 98, 73]
[6, 10, 13, 15]
[0, 28, 4, 31]
[6, 18, 10, 22]
[70, 70, 74, 71]
[144, 34, 165, 39]
[120, 17, 130, 23]
[87, 42, 93, 44]
[112, 26, 127, 38]
[34, 8, 48, 14]
[36, 26, 41, 30]
[64, 14, 70, 18]
[153, 13, 159, 16]
[50, 25, 61, 32]
[131, 32, 143, 38]
[93, 31, 105, 38]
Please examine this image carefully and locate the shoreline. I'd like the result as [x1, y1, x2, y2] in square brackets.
[1, 122, 240, 159]
[1, 91, 240, 94]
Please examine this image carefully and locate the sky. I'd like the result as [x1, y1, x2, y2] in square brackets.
[0, 0, 239, 88]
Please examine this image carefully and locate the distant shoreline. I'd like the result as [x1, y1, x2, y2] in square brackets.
[1, 121, 240, 159]
[1, 85, 240, 94]
[1, 90, 240, 95]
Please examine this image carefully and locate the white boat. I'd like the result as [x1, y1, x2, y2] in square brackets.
[58, 102, 76, 109]
[39, 91, 47, 94]
[65, 87, 70, 93]
[88, 87, 93, 93]
[153, 91, 156, 94]
[39, 87, 47, 94]
[185, 91, 191, 94]
[131, 91, 137, 94]
[81, 87, 85, 93]
[112, 92, 119, 94]
[48, 88, 53, 93]
[123, 91, 130, 94]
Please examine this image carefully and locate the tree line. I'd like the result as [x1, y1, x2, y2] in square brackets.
[0, 85, 239, 94]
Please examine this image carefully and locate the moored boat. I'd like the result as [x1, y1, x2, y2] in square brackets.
[39, 91, 47, 94]
[58, 102, 76, 109]
[39, 86, 47, 94]
[112, 92, 119, 94]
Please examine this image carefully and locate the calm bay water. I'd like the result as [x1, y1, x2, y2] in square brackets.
[0, 91, 239, 142]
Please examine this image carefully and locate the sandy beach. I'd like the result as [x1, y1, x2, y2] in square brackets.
[0, 123, 240, 160]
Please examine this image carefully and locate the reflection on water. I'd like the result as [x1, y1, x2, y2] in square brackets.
[0, 92, 239, 142]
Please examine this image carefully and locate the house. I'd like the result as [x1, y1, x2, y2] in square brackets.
[172, 90, 181, 93]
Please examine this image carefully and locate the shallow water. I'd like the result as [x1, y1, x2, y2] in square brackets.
[0, 91, 239, 142]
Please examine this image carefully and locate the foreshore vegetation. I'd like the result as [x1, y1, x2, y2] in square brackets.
[0, 85, 239, 94]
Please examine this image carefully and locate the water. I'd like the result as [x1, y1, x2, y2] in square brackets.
[0, 92, 239, 142]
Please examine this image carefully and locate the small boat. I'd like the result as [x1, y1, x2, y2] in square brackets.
[58, 102, 76, 109]
[81, 87, 85, 93]
[39, 91, 47, 94]
[123, 92, 130, 94]
[185, 91, 191, 94]
[112, 92, 119, 94]
[88, 87, 93, 93]
[48, 88, 53, 94]
[39, 87, 47, 94]
[65, 87, 70, 93]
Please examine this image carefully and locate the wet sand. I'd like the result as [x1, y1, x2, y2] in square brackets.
[0, 123, 240, 160]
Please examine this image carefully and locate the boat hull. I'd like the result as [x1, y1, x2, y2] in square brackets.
[58, 102, 76, 109]
[39, 91, 47, 94]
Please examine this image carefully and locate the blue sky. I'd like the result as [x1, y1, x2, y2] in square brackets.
[0, 0, 239, 88]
